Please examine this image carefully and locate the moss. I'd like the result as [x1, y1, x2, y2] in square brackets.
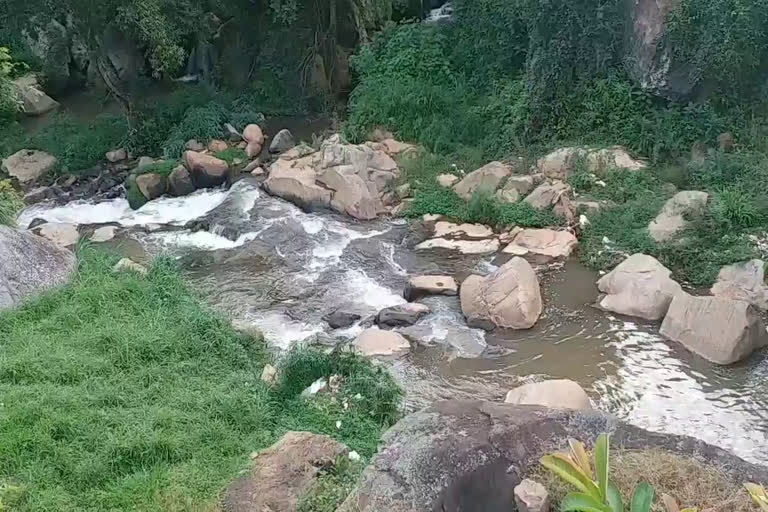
[215, 147, 248, 165]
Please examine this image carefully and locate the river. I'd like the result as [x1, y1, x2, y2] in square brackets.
[18, 176, 768, 464]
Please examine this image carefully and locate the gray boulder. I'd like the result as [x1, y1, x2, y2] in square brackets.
[649, 191, 709, 242]
[523, 181, 572, 210]
[597, 253, 682, 321]
[168, 166, 196, 197]
[404, 275, 458, 301]
[505, 379, 592, 410]
[660, 293, 768, 365]
[338, 401, 768, 512]
[2, 149, 57, 186]
[453, 161, 513, 200]
[710, 259, 768, 310]
[135, 173, 166, 200]
[182, 151, 229, 188]
[514, 479, 550, 512]
[323, 310, 361, 329]
[0, 225, 76, 310]
[31, 222, 79, 249]
[13, 75, 59, 116]
[377, 303, 430, 328]
[269, 128, 296, 154]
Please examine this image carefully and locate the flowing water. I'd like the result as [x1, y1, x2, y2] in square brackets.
[19, 179, 768, 463]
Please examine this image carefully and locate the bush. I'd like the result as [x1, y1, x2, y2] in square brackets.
[0, 46, 21, 124]
[0, 179, 22, 226]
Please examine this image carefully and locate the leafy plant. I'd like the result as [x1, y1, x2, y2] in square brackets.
[0, 46, 21, 123]
[0, 179, 22, 227]
[745, 483, 768, 511]
[541, 434, 656, 512]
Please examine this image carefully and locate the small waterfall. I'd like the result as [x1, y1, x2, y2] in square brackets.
[426, 2, 453, 23]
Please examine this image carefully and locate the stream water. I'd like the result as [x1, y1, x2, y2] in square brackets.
[18, 177, 768, 464]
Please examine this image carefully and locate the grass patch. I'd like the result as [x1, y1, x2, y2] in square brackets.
[0, 179, 22, 227]
[215, 147, 248, 165]
[535, 448, 753, 511]
[0, 248, 401, 511]
[297, 457, 363, 512]
[135, 160, 178, 177]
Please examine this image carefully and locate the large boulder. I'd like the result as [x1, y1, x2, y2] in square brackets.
[353, 328, 411, 357]
[660, 293, 768, 364]
[453, 161, 513, 200]
[460, 257, 542, 330]
[710, 259, 768, 310]
[502, 228, 578, 264]
[537, 147, 645, 181]
[319, 167, 381, 220]
[2, 150, 57, 186]
[135, 173, 166, 200]
[222, 431, 348, 512]
[523, 181, 571, 210]
[504, 379, 592, 410]
[404, 275, 458, 300]
[648, 191, 709, 242]
[597, 253, 682, 320]
[338, 401, 768, 512]
[168, 166, 196, 197]
[269, 128, 296, 154]
[495, 175, 534, 203]
[0, 225, 76, 310]
[13, 75, 59, 116]
[243, 124, 265, 146]
[264, 159, 332, 212]
[182, 151, 229, 188]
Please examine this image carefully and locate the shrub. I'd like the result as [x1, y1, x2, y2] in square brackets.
[215, 147, 248, 164]
[0, 46, 21, 124]
[161, 102, 229, 159]
[0, 179, 22, 226]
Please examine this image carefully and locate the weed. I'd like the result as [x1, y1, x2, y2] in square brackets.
[215, 147, 248, 165]
[0, 179, 22, 226]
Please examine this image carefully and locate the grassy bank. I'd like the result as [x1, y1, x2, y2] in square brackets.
[0, 248, 401, 511]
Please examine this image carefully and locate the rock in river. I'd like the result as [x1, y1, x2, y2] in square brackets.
[404, 275, 458, 301]
[0, 225, 76, 311]
[504, 379, 592, 410]
[460, 257, 542, 330]
[182, 151, 229, 188]
[223, 431, 348, 512]
[323, 310, 361, 329]
[338, 401, 768, 512]
[597, 253, 682, 321]
[377, 303, 430, 328]
[353, 328, 411, 357]
[502, 228, 578, 264]
[31, 222, 79, 249]
[660, 293, 768, 365]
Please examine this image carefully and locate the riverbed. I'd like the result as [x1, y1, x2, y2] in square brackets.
[18, 176, 768, 464]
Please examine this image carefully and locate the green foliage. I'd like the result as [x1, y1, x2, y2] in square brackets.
[135, 160, 178, 177]
[0, 248, 401, 510]
[0, 179, 22, 227]
[0, 46, 21, 124]
[162, 102, 229, 159]
[215, 147, 248, 164]
[297, 458, 363, 512]
[125, 176, 148, 210]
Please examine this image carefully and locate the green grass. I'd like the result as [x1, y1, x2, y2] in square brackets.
[135, 160, 179, 177]
[0, 248, 402, 511]
[0, 179, 22, 227]
[214, 147, 248, 165]
[297, 457, 363, 512]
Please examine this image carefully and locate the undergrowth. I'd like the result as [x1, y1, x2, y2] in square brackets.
[0, 248, 401, 511]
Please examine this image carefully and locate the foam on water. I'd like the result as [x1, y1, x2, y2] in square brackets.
[247, 312, 324, 350]
[145, 230, 260, 251]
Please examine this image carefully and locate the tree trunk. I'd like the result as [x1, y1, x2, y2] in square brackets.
[94, 51, 134, 128]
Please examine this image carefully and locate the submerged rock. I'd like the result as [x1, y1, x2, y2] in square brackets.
[660, 293, 768, 365]
[31, 222, 79, 249]
[338, 401, 768, 512]
[323, 310, 361, 329]
[710, 259, 768, 310]
[377, 303, 430, 328]
[404, 275, 458, 301]
[648, 190, 709, 242]
[460, 257, 542, 330]
[0, 225, 76, 310]
[2, 149, 57, 186]
[504, 379, 592, 410]
[223, 431, 348, 512]
[597, 253, 682, 321]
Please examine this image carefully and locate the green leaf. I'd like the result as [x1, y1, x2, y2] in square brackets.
[630, 482, 654, 512]
[540, 455, 601, 499]
[560, 492, 612, 512]
[594, 433, 610, 500]
[607, 481, 624, 512]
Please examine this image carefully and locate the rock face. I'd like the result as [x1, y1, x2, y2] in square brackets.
[502, 228, 578, 264]
[222, 431, 348, 512]
[514, 479, 550, 512]
[31, 222, 79, 249]
[377, 303, 430, 328]
[597, 253, 682, 320]
[626, 0, 696, 101]
[0, 225, 76, 310]
[135, 173, 166, 200]
[338, 401, 768, 512]
[460, 257, 542, 330]
[404, 275, 458, 301]
[263, 136, 403, 220]
[2, 150, 57, 186]
[648, 191, 709, 242]
[504, 379, 592, 410]
[523, 181, 572, 210]
[537, 147, 646, 181]
[711, 259, 768, 310]
[453, 161, 513, 200]
[353, 328, 411, 357]
[269, 129, 296, 153]
[182, 151, 229, 188]
[660, 294, 768, 364]
[168, 166, 196, 197]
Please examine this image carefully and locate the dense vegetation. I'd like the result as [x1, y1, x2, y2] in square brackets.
[0, 249, 401, 511]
